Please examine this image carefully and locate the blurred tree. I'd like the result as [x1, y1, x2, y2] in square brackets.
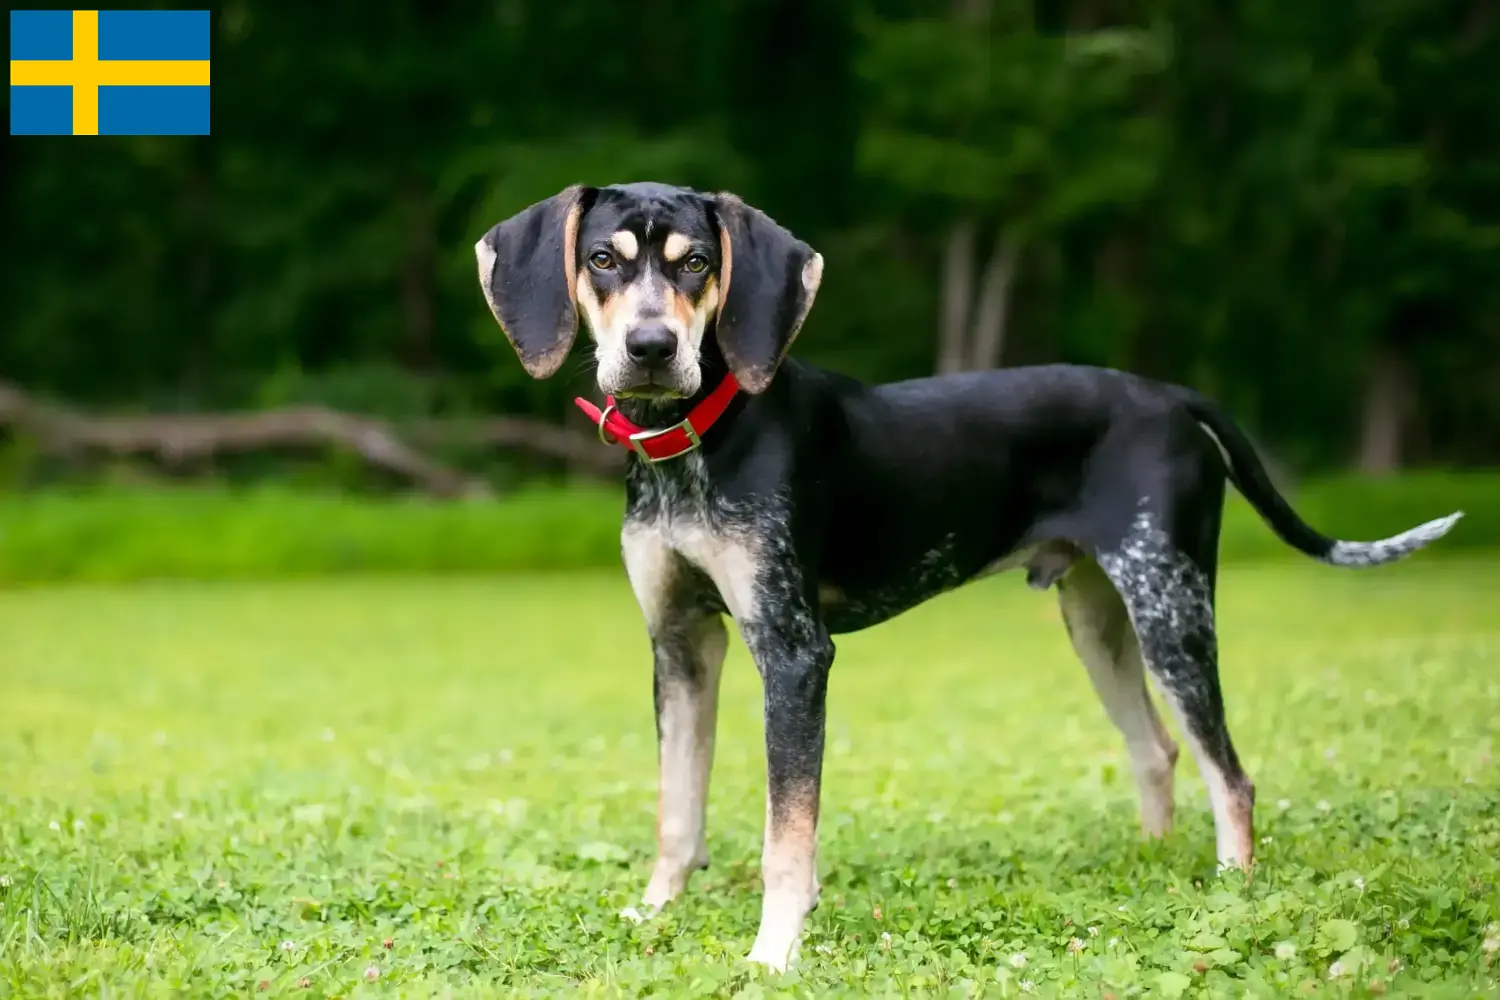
[2, 0, 1497, 478]
[856, 3, 1168, 373]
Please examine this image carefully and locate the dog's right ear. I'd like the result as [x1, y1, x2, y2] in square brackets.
[475, 185, 595, 379]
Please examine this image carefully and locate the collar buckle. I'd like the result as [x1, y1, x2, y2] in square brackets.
[628, 419, 701, 463]
[573, 372, 738, 465]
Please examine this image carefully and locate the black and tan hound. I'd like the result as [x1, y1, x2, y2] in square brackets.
[475, 182, 1461, 971]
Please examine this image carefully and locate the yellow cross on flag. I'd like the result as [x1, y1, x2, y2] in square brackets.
[10, 10, 211, 135]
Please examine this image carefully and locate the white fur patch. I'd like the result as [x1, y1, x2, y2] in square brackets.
[1323, 511, 1463, 567]
[746, 888, 810, 972]
[675, 522, 760, 622]
[1194, 420, 1235, 473]
[474, 237, 500, 322]
[622, 461, 762, 623]
[1189, 728, 1253, 869]
[747, 802, 818, 973]
[779, 252, 825, 359]
[802, 252, 824, 294]
[621, 521, 677, 627]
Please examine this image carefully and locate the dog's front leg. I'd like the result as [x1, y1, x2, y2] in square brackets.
[621, 524, 727, 918]
[640, 612, 727, 910]
[741, 598, 834, 972]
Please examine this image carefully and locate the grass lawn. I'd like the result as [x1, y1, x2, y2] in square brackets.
[1, 558, 1497, 997]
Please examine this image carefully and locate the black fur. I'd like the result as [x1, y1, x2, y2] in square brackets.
[710, 193, 821, 394]
[476, 184, 594, 378]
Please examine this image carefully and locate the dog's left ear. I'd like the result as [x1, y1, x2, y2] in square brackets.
[711, 193, 824, 394]
[475, 184, 595, 379]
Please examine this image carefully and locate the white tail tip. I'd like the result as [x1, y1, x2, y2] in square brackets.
[1323, 511, 1464, 568]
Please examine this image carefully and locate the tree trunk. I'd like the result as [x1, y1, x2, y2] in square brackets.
[1357, 346, 1412, 476]
[967, 232, 1021, 371]
[935, 0, 992, 375]
[937, 218, 978, 375]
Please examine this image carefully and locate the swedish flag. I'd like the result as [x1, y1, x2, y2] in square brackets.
[10, 10, 210, 135]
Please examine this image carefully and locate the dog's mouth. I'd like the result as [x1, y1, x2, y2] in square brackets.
[611, 374, 689, 400]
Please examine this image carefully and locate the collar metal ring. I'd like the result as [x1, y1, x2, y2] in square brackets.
[596, 403, 620, 445]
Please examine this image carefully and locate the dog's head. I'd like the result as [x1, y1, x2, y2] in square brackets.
[475, 182, 823, 398]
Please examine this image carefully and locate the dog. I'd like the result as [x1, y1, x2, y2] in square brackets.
[474, 182, 1462, 971]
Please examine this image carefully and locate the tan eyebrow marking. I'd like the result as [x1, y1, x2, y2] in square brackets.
[611, 230, 639, 260]
[663, 232, 692, 262]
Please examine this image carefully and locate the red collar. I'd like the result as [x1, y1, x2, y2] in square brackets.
[573, 373, 740, 463]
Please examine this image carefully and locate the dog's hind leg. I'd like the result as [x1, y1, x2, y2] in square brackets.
[1096, 507, 1256, 871]
[1058, 558, 1179, 837]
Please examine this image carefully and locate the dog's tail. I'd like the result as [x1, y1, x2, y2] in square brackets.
[1176, 391, 1462, 567]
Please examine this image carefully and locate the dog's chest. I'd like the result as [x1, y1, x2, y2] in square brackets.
[623, 457, 770, 623]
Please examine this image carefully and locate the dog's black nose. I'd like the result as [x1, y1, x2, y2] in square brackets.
[625, 325, 678, 366]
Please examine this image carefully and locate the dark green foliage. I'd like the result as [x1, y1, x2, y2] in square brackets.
[3, 0, 1498, 472]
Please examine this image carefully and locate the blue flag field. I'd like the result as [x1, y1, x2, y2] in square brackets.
[10, 9, 210, 135]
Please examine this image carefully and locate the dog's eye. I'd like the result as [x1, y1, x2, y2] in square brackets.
[589, 251, 616, 270]
[683, 253, 709, 274]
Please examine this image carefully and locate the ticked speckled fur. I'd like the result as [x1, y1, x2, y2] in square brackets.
[624, 454, 833, 813]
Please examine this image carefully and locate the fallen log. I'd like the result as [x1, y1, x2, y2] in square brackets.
[406, 416, 624, 476]
[0, 380, 623, 496]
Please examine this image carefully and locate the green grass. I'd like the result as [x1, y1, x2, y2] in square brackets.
[2, 559, 1498, 997]
[0, 470, 1497, 583]
[0, 484, 627, 583]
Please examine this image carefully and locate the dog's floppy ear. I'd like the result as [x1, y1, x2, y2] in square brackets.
[711, 193, 824, 394]
[475, 185, 595, 379]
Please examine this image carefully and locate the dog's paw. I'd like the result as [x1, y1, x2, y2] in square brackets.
[1215, 857, 1254, 877]
[619, 904, 658, 925]
[745, 935, 800, 974]
[746, 886, 814, 973]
